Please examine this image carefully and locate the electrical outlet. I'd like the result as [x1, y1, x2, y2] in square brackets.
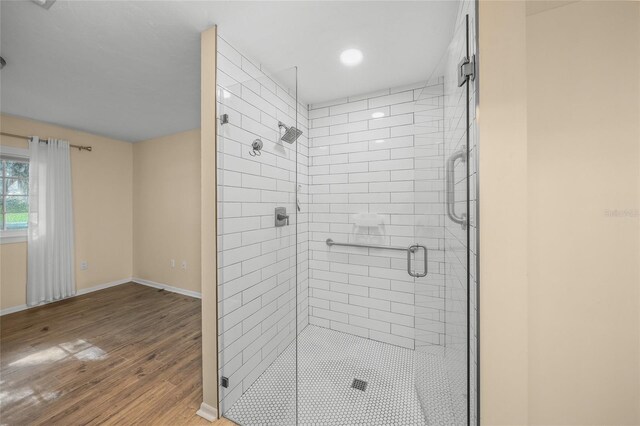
[181, 261, 187, 270]
[170, 259, 176, 268]
[80, 261, 88, 270]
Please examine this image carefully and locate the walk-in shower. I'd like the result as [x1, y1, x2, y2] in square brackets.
[215, 1, 478, 424]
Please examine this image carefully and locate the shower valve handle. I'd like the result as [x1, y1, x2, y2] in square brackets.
[277, 213, 289, 225]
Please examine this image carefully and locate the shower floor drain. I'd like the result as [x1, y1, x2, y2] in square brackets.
[351, 378, 367, 391]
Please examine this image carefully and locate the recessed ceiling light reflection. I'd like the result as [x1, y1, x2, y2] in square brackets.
[371, 112, 385, 118]
[375, 139, 385, 144]
[340, 48, 363, 67]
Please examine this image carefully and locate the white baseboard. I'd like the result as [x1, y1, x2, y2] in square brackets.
[1, 277, 200, 316]
[132, 277, 201, 299]
[196, 402, 218, 422]
[0, 303, 28, 316]
[0, 277, 132, 316]
[77, 278, 132, 295]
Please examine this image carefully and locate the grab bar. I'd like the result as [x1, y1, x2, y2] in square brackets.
[445, 147, 467, 229]
[325, 238, 427, 277]
[326, 238, 414, 252]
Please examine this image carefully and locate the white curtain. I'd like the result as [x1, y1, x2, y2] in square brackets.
[27, 137, 76, 306]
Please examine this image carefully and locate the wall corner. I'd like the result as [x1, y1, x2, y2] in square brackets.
[200, 24, 218, 418]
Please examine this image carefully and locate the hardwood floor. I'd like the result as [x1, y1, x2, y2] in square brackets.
[0, 282, 234, 425]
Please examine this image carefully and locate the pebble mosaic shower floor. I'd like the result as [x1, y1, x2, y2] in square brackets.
[224, 325, 456, 425]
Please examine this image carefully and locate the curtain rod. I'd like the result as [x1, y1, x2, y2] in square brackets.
[0, 132, 92, 151]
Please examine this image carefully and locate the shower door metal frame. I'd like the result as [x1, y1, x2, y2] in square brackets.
[454, 11, 481, 426]
[473, 2, 480, 424]
[465, 13, 472, 425]
[470, 3, 481, 424]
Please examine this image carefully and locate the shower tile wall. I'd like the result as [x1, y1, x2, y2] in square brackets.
[216, 36, 309, 413]
[413, 78, 448, 350]
[307, 83, 446, 350]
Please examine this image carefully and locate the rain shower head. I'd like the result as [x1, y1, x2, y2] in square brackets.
[278, 121, 303, 144]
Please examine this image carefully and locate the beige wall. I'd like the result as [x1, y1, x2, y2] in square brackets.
[199, 25, 218, 417]
[0, 242, 27, 309]
[478, 2, 530, 424]
[0, 114, 133, 310]
[526, 1, 639, 424]
[0, 115, 201, 311]
[480, 1, 640, 424]
[133, 129, 201, 294]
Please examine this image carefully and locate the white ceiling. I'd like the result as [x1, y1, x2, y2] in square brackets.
[0, 1, 458, 142]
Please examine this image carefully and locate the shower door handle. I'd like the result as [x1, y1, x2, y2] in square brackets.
[407, 245, 428, 278]
[445, 147, 468, 230]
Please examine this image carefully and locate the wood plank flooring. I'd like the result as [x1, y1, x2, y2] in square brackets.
[0, 282, 235, 425]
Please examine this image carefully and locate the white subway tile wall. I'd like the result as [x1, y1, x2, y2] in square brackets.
[413, 77, 448, 352]
[216, 36, 309, 413]
[307, 81, 447, 351]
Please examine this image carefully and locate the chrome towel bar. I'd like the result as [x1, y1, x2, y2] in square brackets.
[325, 238, 428, 278]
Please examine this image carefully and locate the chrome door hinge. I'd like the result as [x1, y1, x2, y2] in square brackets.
[458, 55, 475, 87]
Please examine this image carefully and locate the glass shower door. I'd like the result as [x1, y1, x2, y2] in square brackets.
[413, 9, 477, 425]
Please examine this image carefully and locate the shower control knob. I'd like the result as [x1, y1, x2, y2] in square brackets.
[275, 207, 289, 227]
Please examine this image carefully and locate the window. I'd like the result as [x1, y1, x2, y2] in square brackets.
[1, 157, 29, 231]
